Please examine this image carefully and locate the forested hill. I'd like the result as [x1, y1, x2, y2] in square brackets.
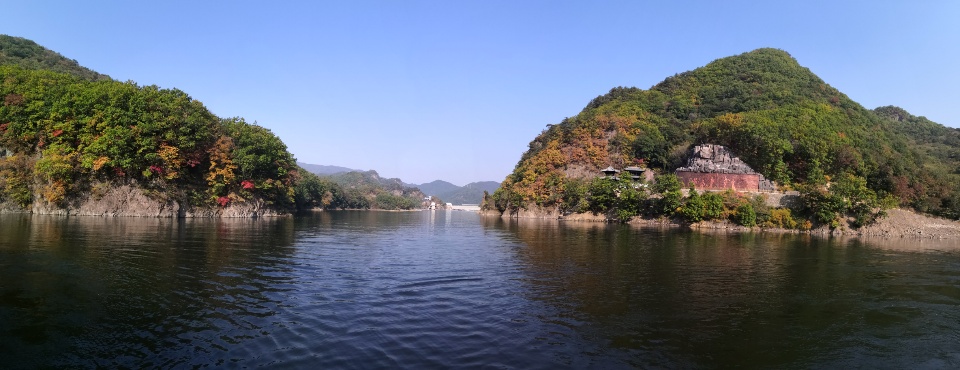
[494, 48, 960, 220]
[292, 164, 430, 210]
[413, 180, 500, 205]
[0, 35, 369, 215]
[326, 170, 428, 210]
[0, 35, 109, 81]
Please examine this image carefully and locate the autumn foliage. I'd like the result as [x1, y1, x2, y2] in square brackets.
[494, 48, 960, 221]
[0, 63, 298, 210]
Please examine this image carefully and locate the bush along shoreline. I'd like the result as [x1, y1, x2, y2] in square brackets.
[484, 171, 911, 234]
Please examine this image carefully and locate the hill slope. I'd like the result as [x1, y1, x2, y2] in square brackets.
[493, 48, 960, 220]
[416, 180, 461, 197]
[436, 181, 500, 205]
[0, 35, 346, 215]
[0, 35, 109, 81]
[297, 162, 356, 175]
[413, 180, 500, 205]
[326, 170, 428, 209]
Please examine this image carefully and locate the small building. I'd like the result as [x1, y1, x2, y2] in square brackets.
[601, 166, 620, 178]
[599, 165, 654, 185]
[675, 144, 776, 192]
[623, 166, 655, 183]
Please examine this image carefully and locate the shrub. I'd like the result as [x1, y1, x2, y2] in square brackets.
[734, 202, 757, 226]
[560, 178, 589, 213]
[749, 194, 770, 224]
[653, 174, 683, 215]
[587, 177, 616, 213]
[765, 208, 798, 229]
[615, 181, 646, 222]
[681, 188, 704, 222]
[702, 191, 725, 220]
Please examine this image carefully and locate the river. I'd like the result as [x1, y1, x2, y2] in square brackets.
[1, 211, 958, 368]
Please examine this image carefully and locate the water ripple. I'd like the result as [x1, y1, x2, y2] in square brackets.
[2, 212, 960, 368]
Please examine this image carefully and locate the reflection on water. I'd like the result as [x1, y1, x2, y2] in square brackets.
[487, 217, 960, 368]
[1, 212, 959, 368]
[0, 214, 299, 368]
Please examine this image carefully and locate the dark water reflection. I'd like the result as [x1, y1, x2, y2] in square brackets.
[1, 211, 959, 368]
[493, 218, 960, 368]
[0, 214, 299, 368]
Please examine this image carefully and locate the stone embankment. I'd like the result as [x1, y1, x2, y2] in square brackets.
[676, 144, 776, 192]
[677, 144, 757, 174]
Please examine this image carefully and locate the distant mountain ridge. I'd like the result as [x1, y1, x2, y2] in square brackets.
[409, 180, 500, 205]
[298, 163, 500, 205]
[415, 180, 460, 198]
[296, 162, 357, 175]
[436, 181, 500, 205]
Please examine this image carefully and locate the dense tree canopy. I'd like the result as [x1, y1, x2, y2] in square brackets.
[0, 64, 301, 209]
[0, 35, 108, 81]
[324, 170, 427, 210]
[0, 35, 435, 212]
[494, 48, 960, 224]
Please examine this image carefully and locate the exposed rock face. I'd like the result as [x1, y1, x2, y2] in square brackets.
[677, 144, 756, 174]
[24, 183, 285, 218]
[184, 198, 284, 218]
[501, 204, 562, 219]
[676, 144, 776, 192]
[31, 184, 182, 217]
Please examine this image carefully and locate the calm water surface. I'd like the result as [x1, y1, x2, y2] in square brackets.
[1, 211, 959, 368]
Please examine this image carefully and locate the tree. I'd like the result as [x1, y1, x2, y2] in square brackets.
[614, 175, 646, 222]
[734, 203, 757, 226]
[587, 177, 618, 214]
[653, 174, 683, 215]
[681, 187, 704, 222]
[559, 179, 589, 214]
[702, 191, 725, 220]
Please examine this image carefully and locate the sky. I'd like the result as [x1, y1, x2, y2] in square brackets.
[3, 1, 959, 185]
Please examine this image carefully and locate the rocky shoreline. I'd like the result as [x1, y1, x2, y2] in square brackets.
[482, 207, 960, 240]
[0, 184, 286, 218]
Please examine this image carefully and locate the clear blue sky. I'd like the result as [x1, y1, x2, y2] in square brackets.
[3, 1, 959, 185]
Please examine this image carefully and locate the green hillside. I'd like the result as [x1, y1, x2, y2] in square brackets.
[413, 180, 499, 205]
[416, 180, 461, 198]
[493, 48, 960, 223]
[0, 35, 342, 214]
[437, 181, 500, 205]
[0, 35, 108, 81]
[325, 170, 427, 210]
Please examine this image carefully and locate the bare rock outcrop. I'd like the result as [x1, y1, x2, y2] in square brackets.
[501, 204, 562, 219]
[677, 144, 758, 175]
[24, 183, 285, 218]
[31, 184, 182, 217]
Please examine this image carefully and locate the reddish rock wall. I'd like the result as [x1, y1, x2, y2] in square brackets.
[677, 171, 760, 192]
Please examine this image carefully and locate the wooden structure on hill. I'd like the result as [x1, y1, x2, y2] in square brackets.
[601, 165, 655, 183]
